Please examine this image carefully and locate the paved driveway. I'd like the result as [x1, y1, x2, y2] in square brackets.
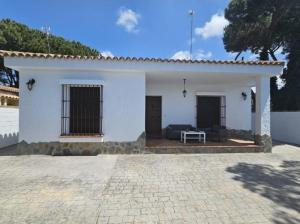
[0, 144, 299, 224]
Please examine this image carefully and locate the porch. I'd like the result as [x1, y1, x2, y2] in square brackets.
[145, 64, 276, 152]
[145, 138, 263, 153]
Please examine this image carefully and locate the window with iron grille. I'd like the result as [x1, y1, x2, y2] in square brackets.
[61, 84, 103, 136]
[220, 96, 226, 127]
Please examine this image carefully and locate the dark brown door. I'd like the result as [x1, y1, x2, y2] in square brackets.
[197, 96, 220, 128]
[146, 96, 162, 138]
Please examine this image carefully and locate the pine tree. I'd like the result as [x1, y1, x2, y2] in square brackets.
[0, 19, 100, 87]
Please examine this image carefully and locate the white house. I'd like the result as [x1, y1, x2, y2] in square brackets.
[0, 50, 284, 155]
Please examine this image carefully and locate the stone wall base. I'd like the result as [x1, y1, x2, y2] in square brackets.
[16, 133, 145, 156]
[146, 145, 263, 154]
[255, 134, 272, 153]
[226, 129, 254, 141]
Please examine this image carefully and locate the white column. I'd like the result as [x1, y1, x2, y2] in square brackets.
[255, 76, 270, 136]
[255, 76, 272, 151]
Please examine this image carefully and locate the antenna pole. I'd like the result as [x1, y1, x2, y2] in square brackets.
[42, 26, 51, 54]
[46, 34, 50, 54]
[189, 10, 194, 60]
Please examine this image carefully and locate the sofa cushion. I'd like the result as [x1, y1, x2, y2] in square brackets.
[166, 124, 196, 140]
[167, 124, 193, 130]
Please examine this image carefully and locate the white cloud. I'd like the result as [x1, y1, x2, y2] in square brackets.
[277, 77, 285, 89]
[101, 50, 114, 58]
[275, 46, 284, 56]
[171, 51, 190, 60]
[248, 47, 285, 61]
[187, 37, 196, 46]
[274, 46, 287, 61]
[116, 7, 140, 33]
[249, 54, 258, 60]
[195, 13, 229, 39]
[171, 49, 212, 60]
[194, 50, 212, 60]
[227, 52, 239, 60]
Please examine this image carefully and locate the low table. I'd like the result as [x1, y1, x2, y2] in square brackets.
[181, 131, 206, 144]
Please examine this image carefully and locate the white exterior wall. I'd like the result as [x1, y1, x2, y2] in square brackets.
[4, 56, 284, 144]
[146, 81, 252, 130]
[19, 70, 145, 143]
[0, 107, 19, 148]
[252, 112, 300, 145]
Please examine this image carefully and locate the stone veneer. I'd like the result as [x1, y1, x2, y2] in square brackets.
[255, 134, 272, 153]
[16, 133, 145, 156]
[226, 129, 254, 141]
[13, 130, 271, 155]
[145, 145, 263, 154]
[227, 129, 273, 152]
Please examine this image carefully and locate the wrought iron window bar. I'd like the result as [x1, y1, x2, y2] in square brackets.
[61, 84, 103, 136]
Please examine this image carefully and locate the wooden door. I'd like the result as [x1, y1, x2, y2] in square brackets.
[197, 96, 220, 128]
[146, 96, 162, 138]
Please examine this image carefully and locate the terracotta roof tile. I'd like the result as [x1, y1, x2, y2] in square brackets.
[0, 50, 285, 66]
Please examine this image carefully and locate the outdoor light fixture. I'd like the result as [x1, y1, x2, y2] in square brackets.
[182, 78, 187, 97]
[242, 92, 247, 100]
[26, 79, 35, 91]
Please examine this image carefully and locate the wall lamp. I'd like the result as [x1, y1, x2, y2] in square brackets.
[241, 92, 247, 101]
[26, 79, 35, 91]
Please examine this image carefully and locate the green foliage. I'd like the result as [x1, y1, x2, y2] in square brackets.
[0, 19, 100, 87]
[0, 19, 99, 55]
[224, 0, 295, 56]
[223, 0, 300, 111]
[275, 40, 300, 111]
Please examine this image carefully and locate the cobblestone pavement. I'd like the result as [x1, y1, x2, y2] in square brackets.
[0, 146, 300, 224]
[0, 156, 117, 224]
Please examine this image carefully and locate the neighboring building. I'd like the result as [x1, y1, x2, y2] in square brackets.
[0, 50, 284, 154]
[0, 85, 19, 148]
[0, 85, 19, 106]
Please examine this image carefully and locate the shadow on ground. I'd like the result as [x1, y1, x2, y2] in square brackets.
[226, 160, 300, 224]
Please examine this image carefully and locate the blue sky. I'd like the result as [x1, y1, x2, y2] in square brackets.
[0, 0, 268, 60]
